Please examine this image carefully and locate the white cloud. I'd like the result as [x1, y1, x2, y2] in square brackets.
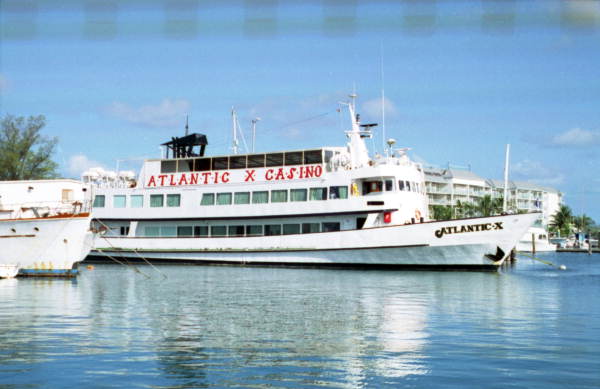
[551, 128, 600, 147]
[67, 154, 105, 178]
[107, 99, 190, 128]
[361, 97, 398, 120]
[512, 159, 565, 186]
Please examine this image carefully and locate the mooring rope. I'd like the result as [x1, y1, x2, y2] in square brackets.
[519, 252, 567, 270]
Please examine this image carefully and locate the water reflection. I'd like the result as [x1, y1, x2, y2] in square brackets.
[1, 258, 598, 388]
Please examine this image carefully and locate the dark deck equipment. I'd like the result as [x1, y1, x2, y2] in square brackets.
[162, 133, 208, 159]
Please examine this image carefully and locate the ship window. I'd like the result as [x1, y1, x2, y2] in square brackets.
[161, 226, 177, 237]
[234, 192, 250, 204]
[266, 153, 283, 167]
[93, 195, 105, 208]
[131, 195, 143, 208]
[216, 193, 232, 205]
[329, 186, 348, 199]
[304, 150, 322, 164]
[398, 180, 405, 191]
[283, 224, 300, 235]
[177, 226, 193, 237]
[252, 191, 268, 204]
[228, 225, 245, 237]
[150, 194, 164, 207]
[265, 224, 281, 236]
[246, 225, 263, 236]
[247, 154, 265, 168]
[161, 160, 177, 173]
[194, 158, 211, 171]
[211, 226, 227, 237]
[113, 195, 126, 208]
[119, 226, 130, 236]
[385, 180, 393, 191]
[212, 157, 229, 170]
[167, 194, 181, 207]
[271, 190, 288, 203]
[405, 181, 412, 192]
[62, 189, 73, 202]
[145, 226, 160, 237]
[290, 188, 307, 202]
[363, 181, 383, 195]
[284, 151, 303, 166]
[309, 187, 327, 201]
[324, 150, 334, 163]
[200, 193, 215, 206]
[322, 222, 340, 232]
[178, 159, 194, 172]
[194, 226, 208, 237]
[302, 223, 320, 233]
[230, 155, 247, 169]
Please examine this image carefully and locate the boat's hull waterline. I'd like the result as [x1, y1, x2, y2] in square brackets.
[0, 214, 93, 277]
[90, 213, 538, 271]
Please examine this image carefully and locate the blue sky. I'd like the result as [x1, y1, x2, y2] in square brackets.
[1, 0, 600, 220]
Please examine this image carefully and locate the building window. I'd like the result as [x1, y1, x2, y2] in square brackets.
[234, 192, 250, 204]
[271, 190, 288, 203]
[200, 193, 215, 206]
[211, 226, 227, 236]
[302, 223, 320, 233]
[194, 226, 209, 237]
[216, 193, 232, 205]
[93, 195, 105, 208]
[329, 186, 347, 199]
[252, 191, 269, 204]
[167, 194, 181, 207]
[113, 195, 126, 208]
[246, 225, 263, 236]
[322, 222, 340, 232]
[290, 188, 307, 202]
[265, 224, 281, 236]
[150, 194, 164, 207]
[131, 195, 143, 208]
[177, 226, 193, 237]
[228, 225, 245, 237]
[283, 224, 300, 235]
[309, 187, 327, 201]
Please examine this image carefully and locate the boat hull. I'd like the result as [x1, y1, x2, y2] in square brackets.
[0, 215, 94, 277]
[90, 213, 538, 271]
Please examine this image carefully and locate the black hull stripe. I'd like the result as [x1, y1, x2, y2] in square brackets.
[84, 255, 498, 272]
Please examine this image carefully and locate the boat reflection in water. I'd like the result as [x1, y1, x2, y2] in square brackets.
[1, 261, 585, 388]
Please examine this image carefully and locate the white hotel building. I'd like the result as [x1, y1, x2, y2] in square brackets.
[424, 167, 562, 226]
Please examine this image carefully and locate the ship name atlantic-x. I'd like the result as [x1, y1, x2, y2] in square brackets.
[146, 165, 323, 188]
[435, 222, 504, 238]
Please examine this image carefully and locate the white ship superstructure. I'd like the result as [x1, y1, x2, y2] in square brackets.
[88, 102, 538, 270]
[0, 179, 94, 276]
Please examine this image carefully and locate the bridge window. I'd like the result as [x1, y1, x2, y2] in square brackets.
[266, 153, 284, 167]
[304, 150, 323, 164]
[166, 194, 181, 207]
[216, 193, 232, 205]
[200, 193, 215, 205]
[247, 154, 265, 168]
[113, 195, 126, 208]
[234, 192, 250, 204]
[150, 194, 164, 207]
[230, 155, 247, 169]
[271, 190, 288, 203]
[93, 195, 105, 208]
[212, 157, 229, 170]
[284, 151, 303, 166]
[194, 158, 211, 171]
[363, 181, 383, 195]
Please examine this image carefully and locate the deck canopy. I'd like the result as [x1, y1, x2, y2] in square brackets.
[162, 133, 208, 159]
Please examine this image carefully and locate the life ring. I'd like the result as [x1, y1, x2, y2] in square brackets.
[415, 210, 422, 221]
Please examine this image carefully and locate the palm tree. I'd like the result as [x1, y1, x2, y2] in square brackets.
[432, 205, 453, 221]
[473, 195, 503, 217]
[573, 214, 594, 233]
[549, 205, 573, 237]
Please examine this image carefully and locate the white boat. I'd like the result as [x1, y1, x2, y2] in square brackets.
[87, 99, 538, 270]
[0, 264, 19, 279]
[517, 226, 557, 253]
[0, 179, 94, 277]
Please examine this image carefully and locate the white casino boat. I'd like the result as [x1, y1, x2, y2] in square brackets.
[87, 102, 538, 270]
[0, 179, 94, 277]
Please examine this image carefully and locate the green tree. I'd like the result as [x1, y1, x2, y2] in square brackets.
[473, 194, 503, 217]
[549, 205, 573, 237]
[0, 115, 58, 180]
[573, 214, 595, 233]
[432, 205, 453, 221]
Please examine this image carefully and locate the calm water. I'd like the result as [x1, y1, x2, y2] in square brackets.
[1, 253, 599, 388]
